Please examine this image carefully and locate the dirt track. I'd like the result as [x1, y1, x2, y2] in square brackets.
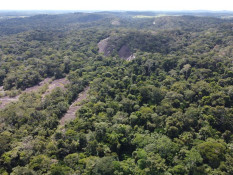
[24, 78, 52, 93]
[60, 86, 90, 125]
[42, 78, 69, 99]
[0, 95, 20, 109]
[0, 78, 69, 109]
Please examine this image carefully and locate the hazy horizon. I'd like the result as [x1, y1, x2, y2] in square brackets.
[1, 10, 233, 12]
[1, 0, 233, 11]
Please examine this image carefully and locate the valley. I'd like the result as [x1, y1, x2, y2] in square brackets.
[0, 11, 233, 175]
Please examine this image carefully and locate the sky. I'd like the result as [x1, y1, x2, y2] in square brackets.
[1, 0, 233, 11]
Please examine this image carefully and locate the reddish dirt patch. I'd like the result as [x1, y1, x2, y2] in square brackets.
[60, 86, 90, 125]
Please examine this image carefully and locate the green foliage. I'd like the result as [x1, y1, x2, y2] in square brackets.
[197, 139, 226, 168]
[1, 12, 233, 175]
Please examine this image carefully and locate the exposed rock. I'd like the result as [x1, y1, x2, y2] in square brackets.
[98, 38, 135, 61]
[98, 37, 110, 56]
[126, 54, 136, 61]
[118, 45, 136, 61]
[118, 45, 131, 59]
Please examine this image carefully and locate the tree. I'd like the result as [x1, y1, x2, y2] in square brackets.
[184, 148, 203, 173]
[197, 139, 226, 168]
[29, 155, 52, 174]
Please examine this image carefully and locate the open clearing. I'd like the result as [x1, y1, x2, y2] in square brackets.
[0, 77, 69, 109]
[60, 86, 90, 125]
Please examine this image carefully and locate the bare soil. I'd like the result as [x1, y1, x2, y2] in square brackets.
[98, 37, 110, 56]
[118, 45, 134, 60]
[42, 78, 69, 99]
[0, 95, 20, 109]
[98, 38, 135, 61]
[24, 78, 52, 93]
[0, 78, 69, 109]
[60, 86, 90, 125]
[126, 54, 136, 61]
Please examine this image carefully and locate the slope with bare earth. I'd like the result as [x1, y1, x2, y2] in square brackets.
[98, 37, 134, 60]
[0, 77, 69, 109]
[118, 45, 135, 60]
[60, 86, 90, 125]
[42, 78, 69, 99]
[0, 95, 20, 109]
[0, 78, 51, 109]
[98, 37, 110, 56]
[24, 78, 52, 93]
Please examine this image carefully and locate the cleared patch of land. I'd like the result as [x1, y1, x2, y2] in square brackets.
[60, 86, 90, 125]
[98, 37, 135, 61]
[42, 78, 69, 99]
[0, 77, 69, 109]
[24, 78, 52, 93]
[98, 37, 110, 56]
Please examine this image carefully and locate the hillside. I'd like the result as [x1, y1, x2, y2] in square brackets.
[1, 11, 233, 175]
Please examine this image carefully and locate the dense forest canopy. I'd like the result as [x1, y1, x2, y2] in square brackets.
[1, 11, 233, 175]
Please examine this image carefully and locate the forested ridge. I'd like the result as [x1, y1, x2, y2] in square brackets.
[1, 12, 233, 174]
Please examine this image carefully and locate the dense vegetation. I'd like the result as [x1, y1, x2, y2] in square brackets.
[1, 11, 233, 174]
